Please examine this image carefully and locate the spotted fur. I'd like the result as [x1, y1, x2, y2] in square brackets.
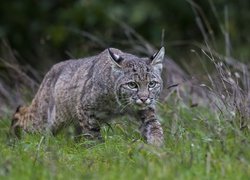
[10, 48, 165, 146]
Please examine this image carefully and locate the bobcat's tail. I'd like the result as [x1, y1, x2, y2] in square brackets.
[9, 105, 25, 138]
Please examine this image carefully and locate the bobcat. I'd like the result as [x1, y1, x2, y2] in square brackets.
[10, 47, 165, 146]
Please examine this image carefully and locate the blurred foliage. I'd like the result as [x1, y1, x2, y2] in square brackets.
[0, 0, 249, 71]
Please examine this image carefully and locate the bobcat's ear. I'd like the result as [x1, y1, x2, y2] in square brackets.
[108, 48, 123, 68]
[150, 47, 165, 73]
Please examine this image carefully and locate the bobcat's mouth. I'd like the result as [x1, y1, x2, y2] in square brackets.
[133, 98, 152, 108]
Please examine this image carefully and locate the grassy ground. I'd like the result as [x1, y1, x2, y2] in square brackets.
[0, 102, 249, 180]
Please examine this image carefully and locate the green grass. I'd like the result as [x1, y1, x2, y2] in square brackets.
[0, 103, 249, 180]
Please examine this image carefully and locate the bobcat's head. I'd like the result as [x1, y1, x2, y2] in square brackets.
[109, 47, 165, 109]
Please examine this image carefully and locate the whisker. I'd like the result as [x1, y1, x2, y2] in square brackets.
[155, 100, 165, 107]
[119, 101, 132, 112]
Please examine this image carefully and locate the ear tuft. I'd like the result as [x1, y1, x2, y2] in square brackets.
[150, 47, 165, 73]
[108, 48, 123, 67]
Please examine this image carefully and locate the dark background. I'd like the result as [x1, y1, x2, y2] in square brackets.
[1, 0, 249, 70]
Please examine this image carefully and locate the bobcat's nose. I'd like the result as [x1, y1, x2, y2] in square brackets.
[136, 97, 151, 105]
[140, 96, 148, 103]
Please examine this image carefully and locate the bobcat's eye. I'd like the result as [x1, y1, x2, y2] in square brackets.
[127, 82, 138, 89]
[148, 81, 157, 88]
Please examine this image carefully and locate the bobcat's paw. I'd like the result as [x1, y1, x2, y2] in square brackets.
[147, 135, 164, 147]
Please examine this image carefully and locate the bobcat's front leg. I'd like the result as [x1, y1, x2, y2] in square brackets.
[76, 112, 102, 141]
[139, 108, 164, 147]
